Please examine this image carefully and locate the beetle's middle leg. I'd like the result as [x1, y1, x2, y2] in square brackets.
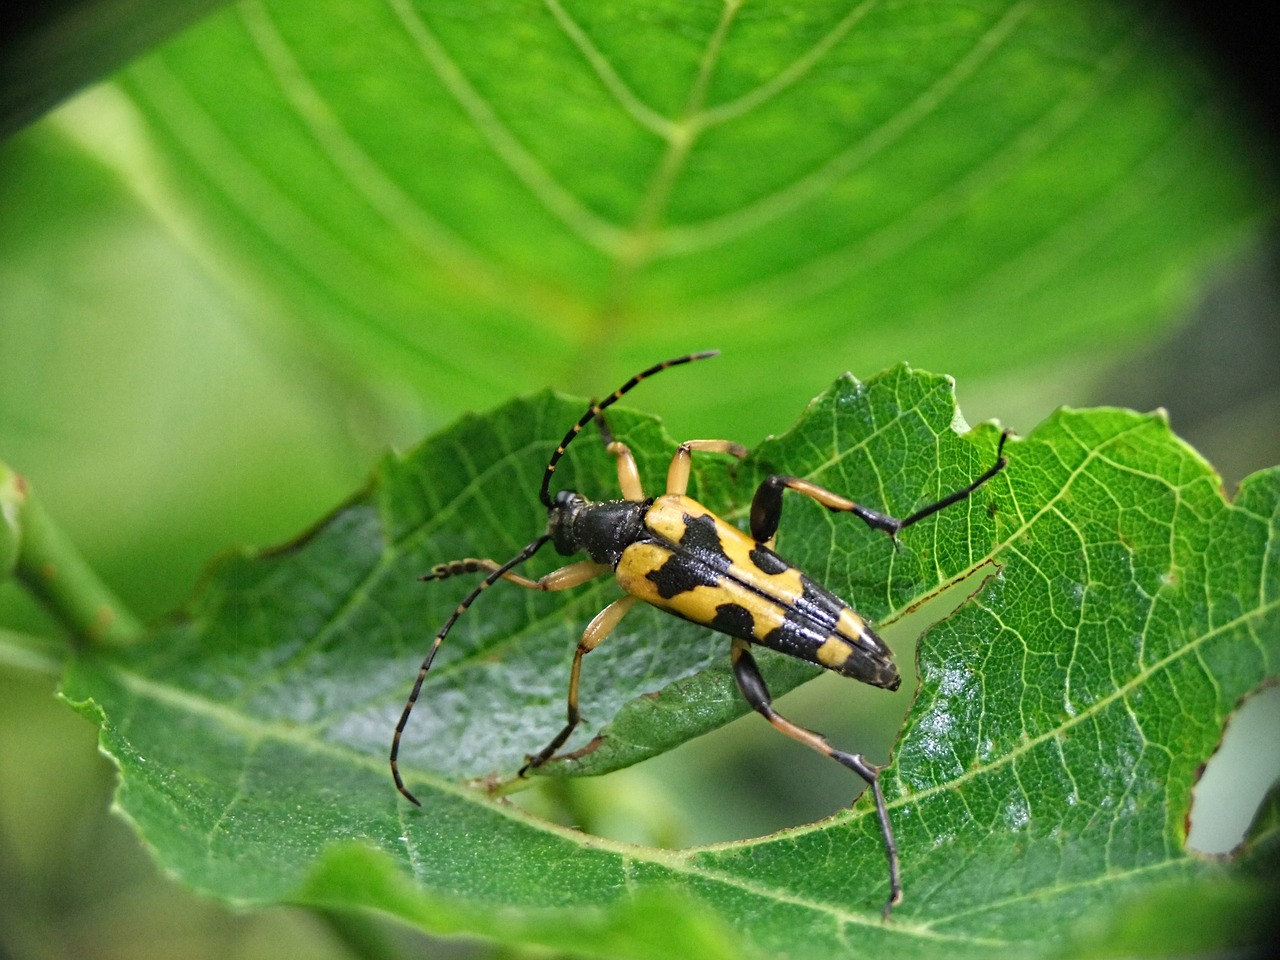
[520, 595, 640, 775]
[730, 637, 902, 918]
[395, 550, 611, 803]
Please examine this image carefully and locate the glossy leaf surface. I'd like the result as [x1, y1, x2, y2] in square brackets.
[62, 367, 1280, 958]
[84, 0, 1270, 437]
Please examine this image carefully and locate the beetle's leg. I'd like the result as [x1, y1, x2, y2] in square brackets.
[596, 411, 646, 501]
[421, 557, 608, 589]
[750, 431, 1010, 545]
[520, 595, 640, 775]
[730, 637, 902, 919]
[751, 475, 902, 545]
[665, 439, 749, 496]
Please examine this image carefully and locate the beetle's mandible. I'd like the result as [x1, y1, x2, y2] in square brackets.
[390, 351, 1010, 918]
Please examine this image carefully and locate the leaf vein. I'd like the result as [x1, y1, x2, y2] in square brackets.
[690, 10, 1147, 314]
[653, 0, 1037, 256]
[386, 0, 626, 255]
[239, 0, 573, 325]
[542, 0, 677, 139]
[698, 0, 881, 129]
[119, 59, 457, 372]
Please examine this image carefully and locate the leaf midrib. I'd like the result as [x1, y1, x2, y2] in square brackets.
[97, 655, 1010, 946]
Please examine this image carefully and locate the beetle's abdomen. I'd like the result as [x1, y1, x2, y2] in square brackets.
[615, 495, 900, 690]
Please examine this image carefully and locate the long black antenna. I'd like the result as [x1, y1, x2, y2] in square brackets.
[391, 533, 552, 804]
[539, 350, 719, 507]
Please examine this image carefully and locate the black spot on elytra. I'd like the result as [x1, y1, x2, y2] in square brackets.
[750, 545, 788, 575]
[645, 513, 729, 599]
[710, 603, 756, 638]
[677, 513, 732, 565]
[645, 553, 719, 599]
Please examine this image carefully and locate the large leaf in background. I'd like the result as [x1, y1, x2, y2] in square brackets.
[75, 0, 1270, 436]
[61, 367, 1279, 958]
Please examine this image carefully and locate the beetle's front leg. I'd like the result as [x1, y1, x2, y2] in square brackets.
[421, 558, 608, 590]
[397, 555, 606, 801]
[595, 412, 647, 501]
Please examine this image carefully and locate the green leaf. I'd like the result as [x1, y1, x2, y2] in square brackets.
[1, 462, 22, 578]
[60, 366, 1280, 957]
[60, 0, 1272, 439]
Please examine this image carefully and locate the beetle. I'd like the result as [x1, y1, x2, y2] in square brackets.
[390, 351, 1009, 918]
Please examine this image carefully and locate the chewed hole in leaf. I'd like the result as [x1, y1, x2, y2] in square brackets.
[1188, 683, 1280, 855]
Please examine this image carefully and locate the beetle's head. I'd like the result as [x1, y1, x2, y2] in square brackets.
[547, 489, 586, 556]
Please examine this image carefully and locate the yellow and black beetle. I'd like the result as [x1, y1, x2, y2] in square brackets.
[391, 351, 1009, 918]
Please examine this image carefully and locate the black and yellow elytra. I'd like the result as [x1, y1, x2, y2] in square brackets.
[390, 351, 1010, 920]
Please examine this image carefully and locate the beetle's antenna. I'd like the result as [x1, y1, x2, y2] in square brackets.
[539, 350, 718, 507]
[391, 533, 552, 804]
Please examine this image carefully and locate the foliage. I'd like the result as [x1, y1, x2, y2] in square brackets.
[2, 1, 1278, 958]
[51, 366, 1280, 958]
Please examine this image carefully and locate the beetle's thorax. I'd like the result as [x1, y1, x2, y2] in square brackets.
[547, 490, 649, 565]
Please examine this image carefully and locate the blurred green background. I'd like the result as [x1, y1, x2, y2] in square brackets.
[2, 1, 1278, 957]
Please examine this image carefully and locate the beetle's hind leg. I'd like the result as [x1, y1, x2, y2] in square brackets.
[520, 595, 640, 775]
[750, 430, 1010, 545]
[730, 638, 902, 919]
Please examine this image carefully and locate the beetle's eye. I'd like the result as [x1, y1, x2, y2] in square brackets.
[554, 489, 587, 511]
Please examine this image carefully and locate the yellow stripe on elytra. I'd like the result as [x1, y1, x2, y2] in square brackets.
[615, 541, 790, 642]
[816, 635, 853, 668]
[614, 541, 681, 607]
[641, 495, 710, 543]
[667, 583, 788, 641]
[836, 607, 868, 642]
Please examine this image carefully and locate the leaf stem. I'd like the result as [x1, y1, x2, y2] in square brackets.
[3, 463, 143, 648]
